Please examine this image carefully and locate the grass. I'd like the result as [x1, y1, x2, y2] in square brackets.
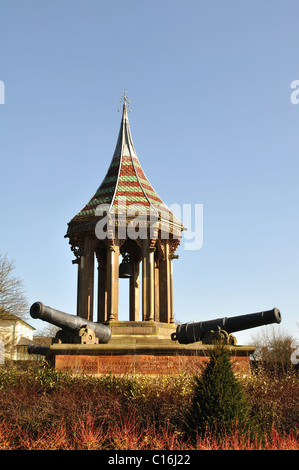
[0, 361, 298, 450]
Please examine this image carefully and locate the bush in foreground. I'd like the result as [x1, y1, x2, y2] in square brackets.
[185, 345, 250, 437]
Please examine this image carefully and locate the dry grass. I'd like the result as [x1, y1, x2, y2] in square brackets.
[0, 362, 298, 450]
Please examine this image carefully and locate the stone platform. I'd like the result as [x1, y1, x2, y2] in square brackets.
[48, 321, 255, 375]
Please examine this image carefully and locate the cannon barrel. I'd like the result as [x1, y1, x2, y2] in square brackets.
[171, 308, 282, 344]
[27, 345, 50, 356]
[30, 302, 111, 344]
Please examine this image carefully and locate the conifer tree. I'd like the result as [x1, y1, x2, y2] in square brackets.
[185, 344, 250, 437]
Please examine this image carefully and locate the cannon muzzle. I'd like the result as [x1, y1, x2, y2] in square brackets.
[30, 302, 111, 344]
[171, 308, 282, 345]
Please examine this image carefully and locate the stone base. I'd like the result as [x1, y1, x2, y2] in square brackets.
[48, 321, 255, 376]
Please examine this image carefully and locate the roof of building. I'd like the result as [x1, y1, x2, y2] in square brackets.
[67, 93, 183, 236]
[17, 336, 34, 347]
[0, 309, 35, 330]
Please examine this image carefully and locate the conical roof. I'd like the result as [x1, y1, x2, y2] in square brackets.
[67, 96, 183, 238]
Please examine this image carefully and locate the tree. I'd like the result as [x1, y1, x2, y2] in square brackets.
[35, 323, 59, 337]
[250, 326, 294, 373]
[185, 344, 250, 437]
[0, 253, 28, 320]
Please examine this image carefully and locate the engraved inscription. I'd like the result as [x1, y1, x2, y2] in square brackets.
[54, 352, 251, 375]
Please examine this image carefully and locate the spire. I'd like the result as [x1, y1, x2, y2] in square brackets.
[113, 89, 136, 160]
[67, 91, 183, 236]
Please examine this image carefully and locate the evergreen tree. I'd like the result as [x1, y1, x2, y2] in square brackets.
[185, 344, 250, 437]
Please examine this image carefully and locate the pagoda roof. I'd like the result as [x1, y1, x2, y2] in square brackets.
[67, 95, 183, 237]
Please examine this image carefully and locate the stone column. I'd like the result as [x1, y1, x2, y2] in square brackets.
[154, 256, 160, 321]
[129, 261, 140, 321]
[106, 240, 119, 321]
[76, 258, 83, 318]
[142, 240, 155, 321]
[77, 235, 94, 321]
[159, 240, 172, 323]
[169, 255, 174, 323]
[96, 248, 107, 323]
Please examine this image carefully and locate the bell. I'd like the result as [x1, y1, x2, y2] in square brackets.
[119, 254, 132, 279]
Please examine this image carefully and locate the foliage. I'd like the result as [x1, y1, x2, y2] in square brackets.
[0, 360, 298, 450]
[185, 344, 250, 437]
[243, 363, 299, 435]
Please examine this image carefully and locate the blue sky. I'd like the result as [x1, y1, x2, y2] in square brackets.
[1, 0, 298, 344]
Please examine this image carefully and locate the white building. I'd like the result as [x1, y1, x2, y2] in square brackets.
[0, 310, 35, 362]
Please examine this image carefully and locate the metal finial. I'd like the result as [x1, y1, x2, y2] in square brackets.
[117, 88, 132, 112]
[122, 88, 129, 103]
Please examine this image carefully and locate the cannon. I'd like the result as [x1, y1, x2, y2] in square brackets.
[28, 345, 50, 356]
[171, 308, 282, 345]
[29, 301, 111, 345]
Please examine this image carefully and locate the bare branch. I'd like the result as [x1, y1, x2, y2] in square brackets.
[0, 253, 29, 320]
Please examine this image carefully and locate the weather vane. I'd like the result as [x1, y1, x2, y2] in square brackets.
[118, 88, 132, 112]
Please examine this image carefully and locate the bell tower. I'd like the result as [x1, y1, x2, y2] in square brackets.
[65, 91, 183, 324]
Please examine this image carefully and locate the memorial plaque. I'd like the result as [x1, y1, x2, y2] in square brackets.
[53, 351, 251, 375]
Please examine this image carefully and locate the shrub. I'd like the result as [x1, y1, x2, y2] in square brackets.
[185, 344, 250, 437]
[243, 363, 299, 434]
[0, 359, 298, 449]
